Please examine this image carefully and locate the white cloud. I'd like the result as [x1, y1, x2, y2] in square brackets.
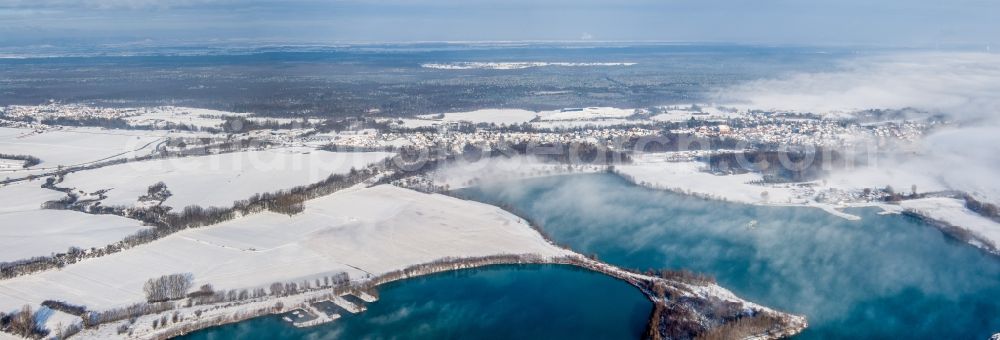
[717, 52, 1000, 121]
[719, 52, 1000, 203]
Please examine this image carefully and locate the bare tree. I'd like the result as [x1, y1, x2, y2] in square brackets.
[144, 273, 194, 302]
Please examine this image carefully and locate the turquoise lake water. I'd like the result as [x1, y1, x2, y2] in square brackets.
[178, 264, 651, 340]
[463, 173, 1000, 339]
[180, 173, 1000, 339]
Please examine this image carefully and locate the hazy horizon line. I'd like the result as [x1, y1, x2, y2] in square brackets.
[1, 39, 995, 54]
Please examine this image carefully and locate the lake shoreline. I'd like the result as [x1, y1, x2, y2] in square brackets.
[609, 166, 1000, 258]
[136, 254, 806, 340]
[459, 172, 1000, 338]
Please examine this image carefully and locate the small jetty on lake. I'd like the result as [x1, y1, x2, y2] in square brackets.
[282, 291, 378, 328]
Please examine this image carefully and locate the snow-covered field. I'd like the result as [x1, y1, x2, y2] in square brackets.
[124, 106, 315, 130]
[616, 154, 800, 205]
[0, 210, 148, 263]
[0, 181, 62, 214]
[0, 159, 23, 170]
[393, 107, 644, 128]
[0, 185, 568, 311]
[387, 106, 742, 130]
[537, 107, 636, 121]
[824, 165, 950, 196]
[900, 197, 1000, 251]
[58, 148, 393, 209]
[616, 152, 1000, 247]
[649, 106, 741, 122]
[532, 119, 650, 129]
[383, 118, 441, 129]
[0, 182, 148, 262]
[416, 108, 538, 125]
[123, 107, 247, 130]
[0, 127, 167, 171]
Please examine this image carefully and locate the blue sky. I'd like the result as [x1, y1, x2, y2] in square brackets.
[0, 0, 997, 47]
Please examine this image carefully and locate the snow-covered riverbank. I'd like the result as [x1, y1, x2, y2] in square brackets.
[612, 153, 1000, 256]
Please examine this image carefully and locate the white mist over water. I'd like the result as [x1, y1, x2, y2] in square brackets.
[463, 174, 1000, 339]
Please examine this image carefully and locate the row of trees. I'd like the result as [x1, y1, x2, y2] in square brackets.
[41, 300, 87, 316]
[0, 153, 41, 168]
[85, 271, 354, 332]
[963, 194, 1000, 223]
[184, 272, 352, 307]
[82, 302, 176, 328]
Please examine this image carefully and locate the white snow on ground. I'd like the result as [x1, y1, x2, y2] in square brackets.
[416, 109, 538, 125]
[531, 119, 650, 129]
[0, 127, 167, 171]
[124, 106, 314, 130]
[824, 165, 950, 195]
[537, 107, 636, 121]
[0, 181, 63, 214]
[0, 182, 148, 262]
[617, 153, 1000, 240]
[389, 105, 740, 129]
[649, 106, 742, 122]
[385, 118, 441, 128]
[614, 153, 870, 220]
[37, 308, 80, 337]
[0, 159, 23, 170]
[616, 154, 799, 205]
[0, 210, 148, 263]
[900, 197, 1000, 250]
[0, 185, 568, 311]
[123, 107, 246, 130]
[58, 148, 393, 209]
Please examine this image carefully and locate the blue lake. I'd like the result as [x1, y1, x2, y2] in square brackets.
[180, 173, 1000, 339]
[462, 173, 1000, 339]
[178, 264, 651, 340]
